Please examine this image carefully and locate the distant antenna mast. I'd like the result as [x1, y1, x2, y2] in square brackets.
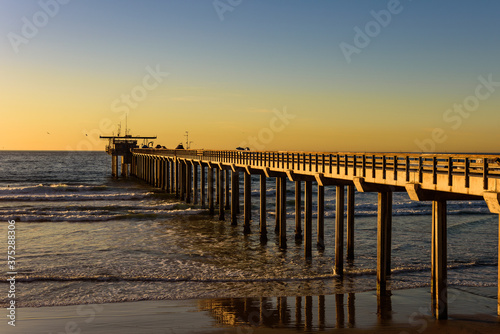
[117, 122, 121, 137]
[185, 131, 193, 149]
[125, 115, 128, 136]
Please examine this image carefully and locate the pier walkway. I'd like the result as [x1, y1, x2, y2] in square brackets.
[120, 149, 500, 320]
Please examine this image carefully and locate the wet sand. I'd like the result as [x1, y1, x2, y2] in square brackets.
[3, 287, 499, 334]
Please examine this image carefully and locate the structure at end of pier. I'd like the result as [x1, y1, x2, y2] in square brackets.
[100, 135, 156, 177]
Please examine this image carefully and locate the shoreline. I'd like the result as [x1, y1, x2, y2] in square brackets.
[2, 287, 499, 334]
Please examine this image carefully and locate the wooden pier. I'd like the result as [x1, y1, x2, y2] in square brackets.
[113, 148, 500, 320]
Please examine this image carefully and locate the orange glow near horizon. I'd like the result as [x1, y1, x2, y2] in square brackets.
[2, 2, 500, 153]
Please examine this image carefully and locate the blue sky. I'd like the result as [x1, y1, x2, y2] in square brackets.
[1, 0, 500, 152]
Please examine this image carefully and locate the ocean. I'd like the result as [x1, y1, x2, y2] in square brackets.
[0, 151, 498, 308]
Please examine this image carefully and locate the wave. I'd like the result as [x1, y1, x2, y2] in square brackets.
[0, 274, 340, 284]
[2, 261, 493, 284]
[0, 183, 109, 194]
[1, 207, 204, 223]
[0, 192, 152, 202]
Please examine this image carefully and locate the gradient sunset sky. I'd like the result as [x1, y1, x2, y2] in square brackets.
[1, 0, 500, 152]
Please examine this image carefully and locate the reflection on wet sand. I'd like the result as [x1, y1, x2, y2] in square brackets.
[198, 291, 368, 331]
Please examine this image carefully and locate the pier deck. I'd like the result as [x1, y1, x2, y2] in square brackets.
[117, 149, 500, 320]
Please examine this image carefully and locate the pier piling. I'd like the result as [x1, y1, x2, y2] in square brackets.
[244, 171, 251, 233]
[432, 200, 447, 319]
[347, 185, 355, 261]
[231, 170, 238, 225]
[193, 163, 198, 204]
[208, 166, 214, 215]
[279, 176, 287, 249]
[295, 181, 302, 241]
[304, 180, 313, 259]
[260, 174, 267, 241]
[218, 167, 225, 221]
[225, 170, 230, 210]
[317, 185, 325, 250]
[335, 185, 345, 277]
[275, 178, 280, 233]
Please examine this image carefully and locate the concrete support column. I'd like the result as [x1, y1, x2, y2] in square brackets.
[295, 181, 302, 241]
[149, 157, 152, 184]
[335, 185, 345, 277]
[304, 180, 313, 259]
[170, 160, 175, 194]
[157, 159, 161, 188]
[152, 158, 155, 185]
[432, 200, 447, 319]
[279, 176, 287, 249]
[193, 164, 198, 205]
[317, 185, 325, 250]
[185, 162, 191, 204]
[153, 158, 156, 185]
[150, 157, 153, 184]
[377, 192, 391, 293]
[200, 165, 206, 208]
[347, 185, 355, 261]
[175, 159, 179, 198]
[159, 159, 164, 190]
[154, 158, 157, 186]
[111, 155, 118, 178]
[216, 169, 219, 206]
[208, 167, 214, 215]
[236, 172, 240, 214]
[159, 159, 164, 189]
[139, 156, 142, 179]
[260, 174, 267, 241]
[386, 192, 392, 276]
[275, 178, 280, 233]
[218, 167, 225, 221]
[231, 170, 238, 226]
[244, 172, 251, 233]
[147, 157, 153, 185]
[225, 169, 230, 210]
[180, 161, 185, 201]
[165, 159, 170, 192]
[121, 157, 128, 177]
[130, 156, 134, 176]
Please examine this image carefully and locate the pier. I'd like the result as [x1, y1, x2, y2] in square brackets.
[100, 135, 156, 177]
[107, 147, 500, 320]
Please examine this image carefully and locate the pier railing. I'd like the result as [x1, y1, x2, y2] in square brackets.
[133, 149, 500, 194]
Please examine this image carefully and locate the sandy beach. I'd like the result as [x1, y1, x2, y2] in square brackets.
[3, 287, 499, 334]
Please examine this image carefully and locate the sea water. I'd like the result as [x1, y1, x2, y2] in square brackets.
[0, 151, 497, 308]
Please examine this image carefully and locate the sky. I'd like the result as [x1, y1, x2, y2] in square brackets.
[1, 0, 500, 152]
